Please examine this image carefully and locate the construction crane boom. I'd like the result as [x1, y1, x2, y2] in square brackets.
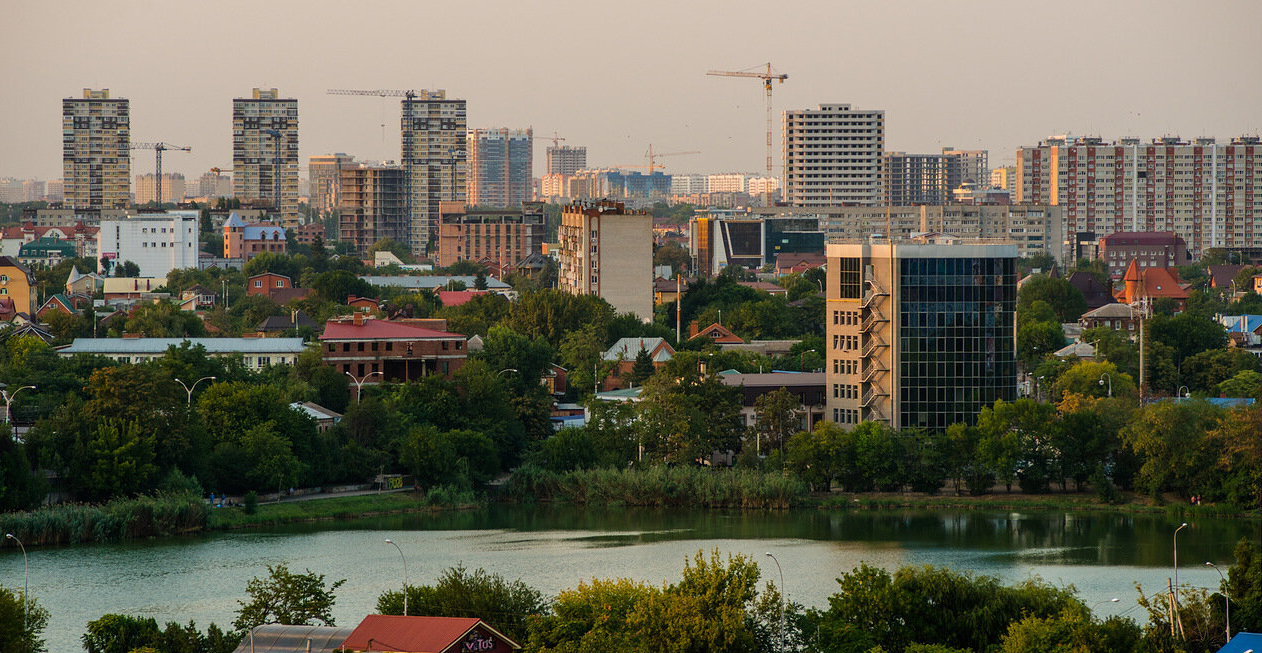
[706, 63, 788, 178]
[327, 88, 417, 99]
[130, 142, 192, 204]
[644, 145, 700, 175]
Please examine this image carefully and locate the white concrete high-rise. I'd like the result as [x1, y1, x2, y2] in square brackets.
[783, 104, 884, 207]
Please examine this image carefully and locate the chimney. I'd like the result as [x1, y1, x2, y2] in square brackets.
[689, 320, 699, 338]
[353, 311, 365, 327]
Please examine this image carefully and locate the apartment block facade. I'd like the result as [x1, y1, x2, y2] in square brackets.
[308, 153, 355, 213]
[468, 128, 533, 208]
[783, 104, 884, 207]
[134, 173, 186, 205]
[1016, 135, 1262, 257]
[401, 90, 466, 257]
[546, 145, 587, 175]
[436, 203, 545, 270]
[826, 237, 1017, 431]
[232, 88, 300, 226]
[338, 164, 408, 256]
[557, 201, 652, 320]
[63, 89, 130, 210]
[941, 147, 989, 188]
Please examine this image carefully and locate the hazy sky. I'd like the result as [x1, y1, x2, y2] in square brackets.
[4, 0, 1261, 182]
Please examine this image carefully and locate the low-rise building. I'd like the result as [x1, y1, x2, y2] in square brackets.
[0, 256, 38, 318]
[65, 265, 105, 295]
[102, 277, 162, 301]
[97, 211, 200, 278]
[436, 204, 545, 273]
[224, 213, 287, 260]
[720, 371, 826, 432]
[319, 313, 468, 383]
[289, 401, 342, 432]
[1098, 231, 1189, 280]
[1113, 260, 1189, 311]
[601, 337, 674, 390]
[1079, 303, 1140, 333]
[246, 272, 311, 304]
[57, 337, 306, 370]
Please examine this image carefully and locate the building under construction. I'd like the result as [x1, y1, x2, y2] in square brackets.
[401, 90, 466, 257]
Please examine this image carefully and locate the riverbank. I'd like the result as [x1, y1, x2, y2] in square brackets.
[208, 487, 479, 530]
[820, 491, 1258, 519]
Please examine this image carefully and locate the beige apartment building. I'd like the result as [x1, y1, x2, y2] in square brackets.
[546, 145, 587, 175]
[338, 164, 408, 256]
[783, 103, 884, 207]
[1016, 135, 1262, 257]
[436, 203, 545, 271]
[63, 89, 130, 210]
[401, 90, 466, 257]
[557, 200, 652, 321]
[309, 153, 355, 213]
[826, 236, 1017, 431]
[941, 147, 989, 188]
[134, 173, 186, 205]
[990, 165, 1017, 191]
[232, 88, 300, 226]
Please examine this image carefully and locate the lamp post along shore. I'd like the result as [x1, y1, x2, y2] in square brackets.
[1206, 561, 1229, 642]
[174, 376, 215, 407]
[385, 538, 408, 616]
[6, 533, 27, 646]
[766, 552, 785, 653]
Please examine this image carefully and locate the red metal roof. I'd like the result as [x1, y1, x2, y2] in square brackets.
[436, 290, 487, 307]
[320, 318, 463, 340]
[1100, 231, 1183, 246]
[339, 615, 518, 653]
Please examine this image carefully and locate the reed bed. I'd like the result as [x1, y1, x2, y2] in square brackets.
[504, 465, 807, 509]
[0, 492, 208, 546]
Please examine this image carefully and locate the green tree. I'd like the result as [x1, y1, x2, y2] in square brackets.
[0, 584, 50, 653]
[83, 418, 157, 501]
[977, 399, 1058, 493]
[1182, 348, 1259, 394]
[637, 353, 744, 464]
[1120, 400, 1223, 499]
[1147, 312, 1228, 370]
[366, 237, 414, 264]
[1018, 275, 1088, 322]
[528, 577, 657, 653]
[622, 348, 656, 387]
[753, 387, 801, 458]
[785, 421, 846, 491]
[377, 565, 546, 644]
[118, 301, 207, 337]
[1216, 369, 1260, 398]
[239, 423, 303, 496]
[997, 609, 1143, 653]
[1017, 320, 1065, 368]
[653, 242, 691, 277]
[233, 564, 345, 632]
[1054, 360, 1136, 403]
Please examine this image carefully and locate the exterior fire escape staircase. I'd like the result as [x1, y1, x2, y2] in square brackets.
[859, 273, 891, 424]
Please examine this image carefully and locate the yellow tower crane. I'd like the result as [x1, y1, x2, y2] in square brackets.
[706, 63, 789, 177]
[643, 145, 699, 174]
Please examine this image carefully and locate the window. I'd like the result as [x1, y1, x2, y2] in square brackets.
[254, 280, 262, 287]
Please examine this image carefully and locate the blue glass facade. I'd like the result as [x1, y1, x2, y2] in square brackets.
[897, 256, 1017, 430]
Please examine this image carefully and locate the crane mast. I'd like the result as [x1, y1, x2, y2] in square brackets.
[706, 63, 789, 179]
[130, 142, 191, 205]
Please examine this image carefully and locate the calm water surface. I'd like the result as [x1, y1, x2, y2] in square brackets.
[1, 505, 1254, 653]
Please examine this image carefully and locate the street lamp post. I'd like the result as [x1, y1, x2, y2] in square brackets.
[1177, 385, 1190, 399]
[765, 552, 785, 653]
[385, 538, 408, 616]
[1174, 522, 1188, 617]
[1098, 373, 1112, 398]
[346, 371, 383, 402]
[1206, 562, 1230, 642]
[174, 376, 216, 406]
[5, 533, 27, 646]
[799, 349, 816, 372]
[1, 384, 36, 426]
[497, 368, 519, 377]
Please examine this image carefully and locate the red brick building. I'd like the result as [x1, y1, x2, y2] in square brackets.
[320, 314, 467, 382]
[1097, 231, 1189, 280]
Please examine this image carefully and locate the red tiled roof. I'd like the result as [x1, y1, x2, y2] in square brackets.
[1100, 231, 1183, 246]
[320, 318, 463, 340]
[437, 290, 487, 307]
[339, 615, 518, 653]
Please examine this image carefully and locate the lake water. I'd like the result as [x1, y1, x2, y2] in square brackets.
[1, 505, 1254, 653]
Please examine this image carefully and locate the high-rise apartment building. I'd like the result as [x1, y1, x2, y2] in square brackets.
[193, 170, 232, 199]
[557, 200, 652, 321]
[990, 165, 1017, 191]
[883, 153, 949, 205]
[783, 104, 884, 207]
[44, 179, 64, 202]
[547, 145, 587, 175]
[670, 174, 708, 196]
[826, 236, 1017, 430]
[468, 128, 533, 209]
[1016, 135, 1262, 257]
[401, 90, 466, 257]
[232, 88, 300, 226]
[338, 164, 408, 256]
[436, 203, 545, 271]
[708, 173, 753, 194]
[942, 147, 989, 188]
[63, 89, 130, 210]
[134, 173, 186, 205]
[309, 153, 355, 213]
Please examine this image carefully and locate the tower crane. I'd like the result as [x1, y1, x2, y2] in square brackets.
[706, 63, 789, 177]
[644, 145, 700, 174]
[328, 88, 426, 248]
[130, 142, 191, 204]
[548, 132, 566, 149]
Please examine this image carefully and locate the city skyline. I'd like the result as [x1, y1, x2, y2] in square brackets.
[3, 0, 1261, 182]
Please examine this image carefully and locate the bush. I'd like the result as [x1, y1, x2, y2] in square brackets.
[243, 491, 258, 515]
[503, 466, 806, 509]
[0, 492, 207, 546]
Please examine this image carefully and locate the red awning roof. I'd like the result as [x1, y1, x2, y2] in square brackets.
[320, 319, 463, 340]
[339, 615, 519, 653]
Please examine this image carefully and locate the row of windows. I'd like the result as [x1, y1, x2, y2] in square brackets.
[833, 358, 858, 375]
[832, 309, 859, 325]
[832, 383, 858, 399]
[833, 408, 860, 424]
[832, 334, 859, 351]
[326, 340, 463, 353]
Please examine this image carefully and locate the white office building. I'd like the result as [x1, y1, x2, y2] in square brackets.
[97, 210, 200, 278]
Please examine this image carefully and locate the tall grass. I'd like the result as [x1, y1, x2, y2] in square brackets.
[503, 465, 807, 509]
[0, 492, 208, 546]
